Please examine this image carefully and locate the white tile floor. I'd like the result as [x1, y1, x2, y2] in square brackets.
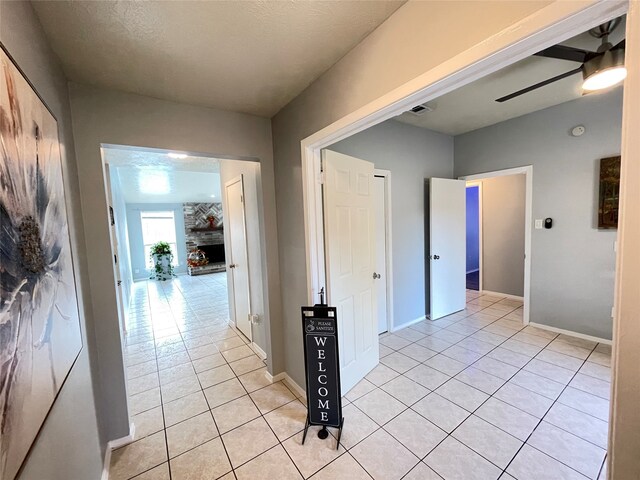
[113, 278, 611, 480]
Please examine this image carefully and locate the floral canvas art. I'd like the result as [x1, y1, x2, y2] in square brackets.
[0, 47, 82, 479]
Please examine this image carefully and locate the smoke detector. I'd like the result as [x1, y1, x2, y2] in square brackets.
[408, 103, 435, 116]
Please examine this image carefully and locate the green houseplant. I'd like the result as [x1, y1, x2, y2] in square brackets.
[149, 241, 176, 281]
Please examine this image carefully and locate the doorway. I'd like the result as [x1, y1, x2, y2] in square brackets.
[465, 183, 481, 291]
[374, 170, 393, 335]
[461, 166, 532, 324]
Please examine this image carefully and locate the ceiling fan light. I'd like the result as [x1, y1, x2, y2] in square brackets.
[582, 48, 626, 91]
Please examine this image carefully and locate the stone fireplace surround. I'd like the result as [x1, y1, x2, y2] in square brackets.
[183, 202, 226, 275]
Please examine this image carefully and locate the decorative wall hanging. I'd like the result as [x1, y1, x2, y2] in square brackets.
[598, 155, 621, 229]
[0, 45, 83, 480]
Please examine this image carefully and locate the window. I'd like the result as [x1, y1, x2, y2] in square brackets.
[140, 211, 179, 268]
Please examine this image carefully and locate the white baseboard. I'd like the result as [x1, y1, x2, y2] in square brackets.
[264, 371, 306, 400]
[101, 424, 135, 480]
[390, 315, 426, 333]
[528, 322, 612, 345]
[481, 290, 524, 301]
[251, 342, 267, 360]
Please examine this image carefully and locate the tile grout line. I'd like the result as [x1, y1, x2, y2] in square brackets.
[124, 282, 608, 480]
[500, 341, 601, 480]
[346, 294, 606, 478]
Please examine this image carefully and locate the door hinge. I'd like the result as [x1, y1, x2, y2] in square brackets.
[114, 254, 117, 264]
[317, 172, 325, 184]
[240, 194, 244, 204]
[117, 280, 122, 287]
[109, 206, 115, 226]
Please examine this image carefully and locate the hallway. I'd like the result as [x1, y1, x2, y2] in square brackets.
[114, 279, 610, 480]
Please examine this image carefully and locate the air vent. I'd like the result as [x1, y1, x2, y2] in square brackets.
[408, 104, 434, 116]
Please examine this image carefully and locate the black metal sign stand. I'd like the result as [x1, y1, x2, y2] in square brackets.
[301, 289, 344, 450]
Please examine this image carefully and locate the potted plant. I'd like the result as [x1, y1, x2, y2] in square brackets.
[149, 241, 175, 281]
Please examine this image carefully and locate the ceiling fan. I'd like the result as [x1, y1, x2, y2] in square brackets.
[496, 18, 626, 103]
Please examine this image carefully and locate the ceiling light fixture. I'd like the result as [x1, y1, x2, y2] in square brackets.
[582, 48, 627, 91]
[167, 153, 188, 159]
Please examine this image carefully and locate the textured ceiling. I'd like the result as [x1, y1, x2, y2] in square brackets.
[103, 146, 223, 203]
[32, 0, 405, 117]
[395, 19, 625, 136]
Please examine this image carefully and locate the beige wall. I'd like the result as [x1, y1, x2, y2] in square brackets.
[271, 0, 552, 387]
[1, 2, 104, 478]
[67, 83, 283, 441]
[481, 175, 526, 297]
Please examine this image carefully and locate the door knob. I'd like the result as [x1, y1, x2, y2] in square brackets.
[373, 272, 381, 279]
[430, 255, 440, 260]
[229, 264, 237, 269]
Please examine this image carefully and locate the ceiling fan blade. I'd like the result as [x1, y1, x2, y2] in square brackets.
[495, 67, 583, 103]
[534, 44, 593, 63]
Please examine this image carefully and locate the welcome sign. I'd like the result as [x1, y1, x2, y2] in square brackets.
[301, 305, 344, 447]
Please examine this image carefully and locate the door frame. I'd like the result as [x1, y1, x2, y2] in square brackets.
[374, 169, 393, 333]
[300, 1, 626, 308]
[224, 174, 253, 341]
[459, 166, 533, 325]
[464, 181, 483, 293]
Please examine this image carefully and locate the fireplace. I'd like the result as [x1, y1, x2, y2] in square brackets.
[199, 244, 226, 265]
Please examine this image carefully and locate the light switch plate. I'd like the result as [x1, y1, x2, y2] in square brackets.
[535, 219, 543, 229]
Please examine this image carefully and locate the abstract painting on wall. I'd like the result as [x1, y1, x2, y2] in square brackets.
[598, 155, 621, 229]
[0, 47, 83, 479]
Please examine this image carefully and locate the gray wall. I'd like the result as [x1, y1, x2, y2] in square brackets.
[481, 174, 526, 297]
[329, 120, 454, 328]
[271, 0, 551, 388]
[1, 2, 104, 478]
[455, 89, 622, 339]
[126, 203, 189, 279]
[219, 161, 268, 353]
[68, 83, 283, 441]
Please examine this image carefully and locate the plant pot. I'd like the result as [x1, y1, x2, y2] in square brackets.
[152, 253, 173, 281]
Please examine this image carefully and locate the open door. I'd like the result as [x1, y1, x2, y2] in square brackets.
[429, 178, 466, 320]
[225, 175, 252, 340]
[104, 163, 128, 340]
[323, 150, 378, 393]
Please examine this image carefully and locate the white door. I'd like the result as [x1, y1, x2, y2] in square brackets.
[225, 176, 252, 340]
[104, 164, 128, 339]
[323, 150, 378, 393]
[429, 178, 466, 320]
[374, 175, 388, 334]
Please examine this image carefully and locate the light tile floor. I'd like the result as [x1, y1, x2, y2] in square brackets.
[113, 278, 611, 480]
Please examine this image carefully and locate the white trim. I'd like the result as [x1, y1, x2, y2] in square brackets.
[529, 322, 612, 345]
[390, 315, 426, 333]
[101, 448, 111, 480]
[282, 374, 307, 400]
[465, 181, 483, 292]
[264, 371, 283, 383]
[374, 169, 394, 334]
[264, 371, 307, 400]
[481, 290, 524, 301]
[251, 341, 267, 360]
[301, 1, 627, 307]
[101, 424, 135, 480]
[460, 166, 532, 325]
